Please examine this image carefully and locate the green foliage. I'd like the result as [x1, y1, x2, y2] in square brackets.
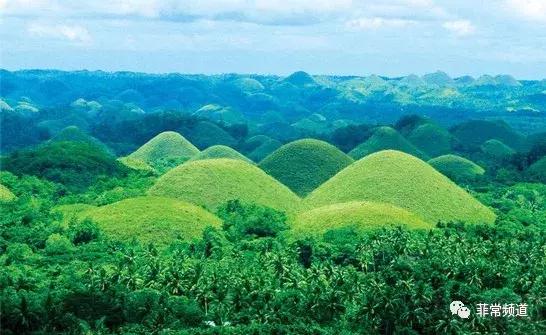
[527, 156, 546, 183]
[79, 196, 222, 244]
[259, 139, 353, 196]
[247, 138, 283, 162]
[428, 154, 485, 183]
[306, 150, 496, 224]
[0, 184, 16, 203]
[2, 141, 127, 191]
[45, 233, 74, 255]
[292, 201, 432, 238]
[149, 158, 301, 213]
[217, 200, 288, 239]
[349, 126, 428, 160]
[187, 145, 252, 164]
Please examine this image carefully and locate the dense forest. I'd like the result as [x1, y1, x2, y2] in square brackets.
[1, 70, 545, 334]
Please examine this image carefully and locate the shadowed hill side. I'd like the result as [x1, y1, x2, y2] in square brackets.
[428, 154, 485, 183]
[305, 150, 495, 225]
[349, 126, 428, 160]
[259, 139, 353, 196]
[148, 158, 300, 213]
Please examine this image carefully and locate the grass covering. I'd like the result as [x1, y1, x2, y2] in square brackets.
[187, 121, 237, 150]
[305, 150, 496, 224]
[428, 154, 485, 183]
[52, 203, 97, 227]
[187, 145, 252, 164]
[407, 123, 453, 157]
[259, 139, 353, 196]
[149, 159, 300, 213]
[349, 126, 428, 160]
[480, 139, 515, 160]
[49, 126, 111, 153]
[117, 157, 155, 173]
[126, 131, 199, 169]
[79, 196, 221, 244]
[0, 184, 16, 203]
[291, 201, 432, 238]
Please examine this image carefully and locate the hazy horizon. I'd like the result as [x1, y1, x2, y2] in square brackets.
[1, 1, 546, 79]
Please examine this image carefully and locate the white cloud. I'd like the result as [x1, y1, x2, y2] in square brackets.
[442, 20, 475, 36]
[27, 23, 92, 44]
[506, 0, 546, 22]
[346, 17, 416, 30]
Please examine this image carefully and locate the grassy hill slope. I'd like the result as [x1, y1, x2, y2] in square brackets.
[292, 201, 432, 238]
[149, 159, 300, 213]
[259, 139, 353, 196]
[407, 123, 453, 157]
[188, 145, 252, 164]
[0, 184, 16, 203]
[305, 150, 495, 224]
[349, 126, 428, 160]
[428, 155, 485, 183]
[126, 131, 199, 169]
[80, 196, 221, 244]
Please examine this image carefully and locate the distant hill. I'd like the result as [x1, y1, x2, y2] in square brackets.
[125, 131, 199, 171]
[450, 120, 527, 151]
[187, 145, 252, 164]
[186, 121, 237, 150]
[349, 126, 428, 160]
[527, 156, 546, 183]
[305, 150, 495, 224]
[428, 154, 485, 183]
[149, 158, 300, 213]
[407, 123, 454, 157]
[259, 139, 353, 196]
[480, 139, 516, 161]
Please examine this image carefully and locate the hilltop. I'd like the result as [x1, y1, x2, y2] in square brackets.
[305, 150, 495, 224]
[149, 158, 300, 213]
[125, 131, 199, 170]
[349, 126, 428, 160]
[259, 139, 353, 196]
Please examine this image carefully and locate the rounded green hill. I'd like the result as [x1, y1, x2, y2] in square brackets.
[187, 145, 252, 164]
[480, 139, 515, 160]
[428, 155, 485, 183]
[50, 126, 110, 152]
[349, 126, 428, 160]
[305, 150, 496, 225]
[187, 121, 237, 149]
[450, 120, 527, 151]
[79, 196, 221, 244]
[0, 184, 16, 203]
[527, 156, 546, 183]
[407, 123, 453, 157]
[292, 201, 432, 238]
[125, 131, 199, 170]
[259, 139, 353, 196]
[149, 159, 300, 213]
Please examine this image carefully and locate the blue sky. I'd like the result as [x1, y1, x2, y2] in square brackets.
[1, 0, 545, 78]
